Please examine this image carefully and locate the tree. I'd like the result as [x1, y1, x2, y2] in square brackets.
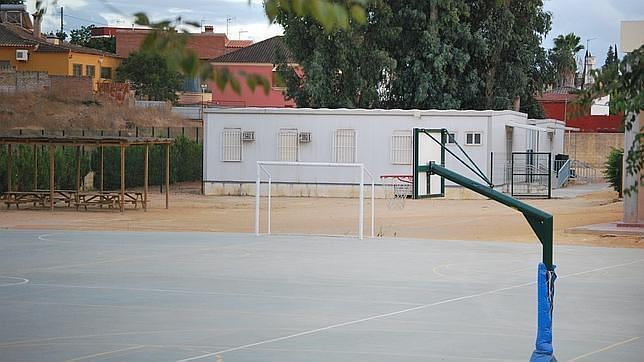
[277, 0, 395, 108]
[578, 45, 643, 194]
[116, 51, 183, 102]
[604, 45, 616, 68]
[34, 0, 371, 95]
[55, 30, 67, 42]
[276, 0, 551, 114]
[549, 33, 583, 87]
[69, 25, 116, 53]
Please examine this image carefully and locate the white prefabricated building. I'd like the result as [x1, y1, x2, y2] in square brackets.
[202, 108, 565, 197]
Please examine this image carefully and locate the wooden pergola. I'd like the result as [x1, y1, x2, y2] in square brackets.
[0, 135, 173, 212]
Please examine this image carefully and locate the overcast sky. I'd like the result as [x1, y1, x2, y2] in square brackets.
[27, 0, 644, 66]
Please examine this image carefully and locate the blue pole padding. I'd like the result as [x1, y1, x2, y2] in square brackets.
[531, 262, 557, 362]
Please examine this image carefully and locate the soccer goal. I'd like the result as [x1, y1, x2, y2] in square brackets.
[255, 161, 376, 239]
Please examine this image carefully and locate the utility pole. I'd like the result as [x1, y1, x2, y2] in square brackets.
[60, 7, 63, 36]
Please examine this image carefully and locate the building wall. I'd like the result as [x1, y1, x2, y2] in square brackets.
[540, 100, 622, 132]
[0, 47, 69, 75]
[202, 108, 544, 196]
[208, 64, 296, 108]
[564, 132, 623, 168]
[49, 75, 93, 98]
[0, 47, 120, 90]
[0, 69, 48, 93]
[115, 30, 149, 58]
[67, 51, 121, 90]
[116, 29, 235, 59]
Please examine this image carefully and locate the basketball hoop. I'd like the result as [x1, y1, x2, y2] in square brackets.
[380, 175, 413, 209]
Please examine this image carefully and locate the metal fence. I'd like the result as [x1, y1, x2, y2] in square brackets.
[510, 152, 552, 198]
[2, 127, 204, 144]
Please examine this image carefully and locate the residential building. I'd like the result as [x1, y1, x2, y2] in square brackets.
[208, 36, 296, 108]
[0, 7, 121, 91]
[114, 25, 251, 60]
[535, 88, 622, 132]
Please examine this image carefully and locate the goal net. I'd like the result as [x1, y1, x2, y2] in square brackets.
[255, 161, 375, 239]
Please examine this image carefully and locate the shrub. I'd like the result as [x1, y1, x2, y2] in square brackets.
[0, 137, 201, 193]
[603, 148, 623, 197]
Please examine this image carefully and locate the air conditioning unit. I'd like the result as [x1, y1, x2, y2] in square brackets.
[242, 131, 255, 142]
[16, 49, 28, 61]
[298, 132, 312, 143]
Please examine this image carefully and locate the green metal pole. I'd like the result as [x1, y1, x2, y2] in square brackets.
[429, 163, 554, 270]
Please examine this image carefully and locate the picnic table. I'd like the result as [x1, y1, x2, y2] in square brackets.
[2, 190, 75, 209]
[74, 191, 145, 210]
[2, 190, 145, 211]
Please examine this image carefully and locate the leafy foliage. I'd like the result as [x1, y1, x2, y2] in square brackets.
[579, 45, 643, 194]
[69, 25, 116, 53]
[603, 148, 623, 197]
[0, 145, 91, 193]
[276, 0, 552, 112]
[604, 45, 618, 69]
[0, 138, 202, 194]
[91, 136, 202, 190]
[116, 51, 183, 102]
[548, 33, 583, 87]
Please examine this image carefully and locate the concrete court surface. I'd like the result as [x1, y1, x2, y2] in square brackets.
[0, 230, 642, 362]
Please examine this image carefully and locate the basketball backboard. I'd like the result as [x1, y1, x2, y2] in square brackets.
[413, 128, 446, 198]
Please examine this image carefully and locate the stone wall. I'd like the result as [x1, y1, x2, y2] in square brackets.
[564, 132, 623, 168]
[0, 70, 49, 93]
[49, 75, 92, 99]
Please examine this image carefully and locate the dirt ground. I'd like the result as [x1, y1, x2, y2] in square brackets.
[1, 182, 641, 249]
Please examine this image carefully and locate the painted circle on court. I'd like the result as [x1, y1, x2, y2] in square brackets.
[0, 276, 29, 287]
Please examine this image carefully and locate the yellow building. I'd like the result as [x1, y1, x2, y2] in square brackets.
[0, 23, 122, 90]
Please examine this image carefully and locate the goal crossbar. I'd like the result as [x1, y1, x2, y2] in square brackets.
[255, 161, 375, 239]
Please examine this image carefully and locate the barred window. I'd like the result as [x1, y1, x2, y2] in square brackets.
[221, 128, 242, 162]
[390, 130, 412, 164]
[100, 67, 112, 79]
[465, 131, 483, 145]
[334, 129, 356, 163]
[86, 65, 96, 78]
[278, 129, 298, 161]
[72, 64, 83, 76]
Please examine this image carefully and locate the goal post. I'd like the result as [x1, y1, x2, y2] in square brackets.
[255, 161, 375, 239]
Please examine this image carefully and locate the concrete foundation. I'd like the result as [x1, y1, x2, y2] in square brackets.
[203, 182, 489, 200]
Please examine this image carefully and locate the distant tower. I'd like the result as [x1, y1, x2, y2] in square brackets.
[583, 50, 596, 86]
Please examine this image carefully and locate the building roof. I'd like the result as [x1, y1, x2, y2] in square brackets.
[534, 87, 580, 102]
[210, 36, 293, 64]
[225, 39, 253, 48]
[0, 23, 119, 57]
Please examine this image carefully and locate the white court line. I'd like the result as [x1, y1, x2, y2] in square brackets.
[64, 345, 145, 362]
[0, 276, 29, 287]
[177, 258, 644, 362]
[568, 336, 640, 361]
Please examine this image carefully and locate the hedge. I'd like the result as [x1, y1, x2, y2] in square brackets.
[0, 136, 202, 193]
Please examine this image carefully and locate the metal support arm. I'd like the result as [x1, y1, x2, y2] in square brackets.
[429, 163, 554, 270]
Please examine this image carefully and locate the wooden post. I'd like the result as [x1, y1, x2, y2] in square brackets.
[75, 146, 81, 203]
[120, 144, 125, 212]
[7, 144, 12, 192]
[144, 144, 149, 211]
[99, 146, 104, 193]
[33, 144, 38, 190]
[165, 143, 170, 209]
[49, 145, 55, 211]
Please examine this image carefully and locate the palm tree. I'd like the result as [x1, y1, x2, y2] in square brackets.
[549, 33, 584, 87]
